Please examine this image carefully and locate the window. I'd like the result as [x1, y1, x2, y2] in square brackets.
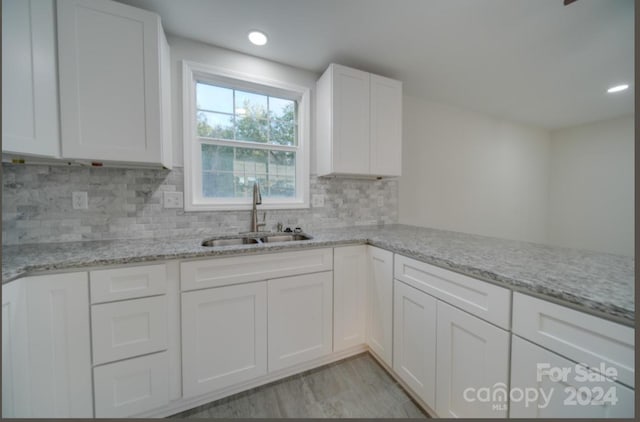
[183, 61, 310, 211]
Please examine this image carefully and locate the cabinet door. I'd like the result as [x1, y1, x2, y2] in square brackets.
[181, 282, 267, 398]
[366, 246, 393, 366]
[510, 335, 634, 418]
[370, 74, 402, 177]
[393, 280, 437, 408]
[333, 245, 367, 352]
[268, 271, 333, 372]
[57, 0, 165, 165]
[332, 64, 371, 175]
[25, 273, 93, 417]
[2, 280, 30, 417]
[2, 0, 60, 158]
[436, 301, 509, 418]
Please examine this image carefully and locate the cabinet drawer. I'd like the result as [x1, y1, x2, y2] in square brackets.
[510, 335, 634, 418]
[181, 248, 333, 291]
[90, 264, 167, 303]
[512, 293, 635, 388]
[394, 254, 511, 329]
[91, 296, 168, 365]
[93, 351, 169, 417]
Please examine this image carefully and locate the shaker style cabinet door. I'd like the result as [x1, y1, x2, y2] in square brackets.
[366, 246, 393, 367]
[331, 64, 371, 175]
[2, 0, 60, 158]
[393, 280, 437, 409]
[2, 280, 30, 417]
[333, 245, 367, 352]
[181, 282, 268, 398]
[435, 301, 509, 418]
[1, 273, 94, 418]
[57, 0, 171, 167]
[370, 74, 402, 177]
[268, 271, 333, 372]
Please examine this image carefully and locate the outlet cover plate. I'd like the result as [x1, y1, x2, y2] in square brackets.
[163, 191, 184, 209]
[72, 191, 88, 210]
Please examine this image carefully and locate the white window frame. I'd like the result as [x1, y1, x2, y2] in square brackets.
[182, 60, 310, 211]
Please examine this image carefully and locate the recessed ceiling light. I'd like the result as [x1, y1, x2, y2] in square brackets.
[248, 30, 268, 46]
[607, 84, 629, 93]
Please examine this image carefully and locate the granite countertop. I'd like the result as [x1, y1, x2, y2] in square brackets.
[2, 224, 634, 324]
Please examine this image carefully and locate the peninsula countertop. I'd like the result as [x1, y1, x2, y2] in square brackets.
[2, 224, 634, 324]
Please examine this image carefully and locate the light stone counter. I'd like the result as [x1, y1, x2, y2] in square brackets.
[2, 224, 634, 324]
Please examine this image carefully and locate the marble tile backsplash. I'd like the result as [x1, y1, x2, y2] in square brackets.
[2, 164, 398, 244]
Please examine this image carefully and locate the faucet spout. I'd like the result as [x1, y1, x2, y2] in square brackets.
[251, 182, 265, 232]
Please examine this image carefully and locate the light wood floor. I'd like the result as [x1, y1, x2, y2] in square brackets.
[172, 352, 429, 418]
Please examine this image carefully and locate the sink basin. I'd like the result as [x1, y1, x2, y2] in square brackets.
[201, 237, 261, 247]
[260, 234, 312, 243]
[201, 232, 312, 247]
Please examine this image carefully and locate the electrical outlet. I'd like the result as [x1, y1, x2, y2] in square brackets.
[72, 192, 88, 210]
[163, 191, 184, 209]
[377, 196, 384, 207]
[312, 194, 325, 208]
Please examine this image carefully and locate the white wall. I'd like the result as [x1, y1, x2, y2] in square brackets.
[547, 115, 634, 256]
[167, 35, 319, 169]
[399, 95, 551, 244]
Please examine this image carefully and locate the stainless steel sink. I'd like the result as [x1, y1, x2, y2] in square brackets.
[201, 232, 312, 247]
[260, 234, 312, 243]
[201, 237, 261, 247]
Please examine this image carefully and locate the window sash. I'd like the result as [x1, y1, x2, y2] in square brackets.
[183, 60, 310, 211]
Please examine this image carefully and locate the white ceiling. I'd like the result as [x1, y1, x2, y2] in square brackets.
[118, 0, 633, 130]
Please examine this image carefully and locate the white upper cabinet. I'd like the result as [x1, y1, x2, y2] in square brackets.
[2, 0, 60, 158]
[57, 0, 172, 168]
[316, 63, 402, 178]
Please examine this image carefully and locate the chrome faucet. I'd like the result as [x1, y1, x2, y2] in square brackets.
[251, 182, 266, 232]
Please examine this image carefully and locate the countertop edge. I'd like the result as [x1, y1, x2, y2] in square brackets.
[2, 236, 634, 325]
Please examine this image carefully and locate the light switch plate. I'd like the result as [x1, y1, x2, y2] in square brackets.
[312, 194, 325, 208]
[163, 191, 184, 208]
[72, 191, 88, 210]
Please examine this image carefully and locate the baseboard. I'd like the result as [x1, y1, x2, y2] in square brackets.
[136, 344, 368, 418]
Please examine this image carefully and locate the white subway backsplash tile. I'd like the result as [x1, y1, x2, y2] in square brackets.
[2, 164, 398, 244]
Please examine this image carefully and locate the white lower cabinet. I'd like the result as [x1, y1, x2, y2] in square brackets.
[1, 273, 93, 418]
[333, 245, 367, 352]
[94, 351, 169, 417]
[2, 279, 30, 417]
[393, 280, 437, 408]
[268, 271, 333, 372]
[510, 335, 634, 418]
[436, 301, 510, 418]
[181, 282, 268, 398]
[366, 246, 393, 366]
